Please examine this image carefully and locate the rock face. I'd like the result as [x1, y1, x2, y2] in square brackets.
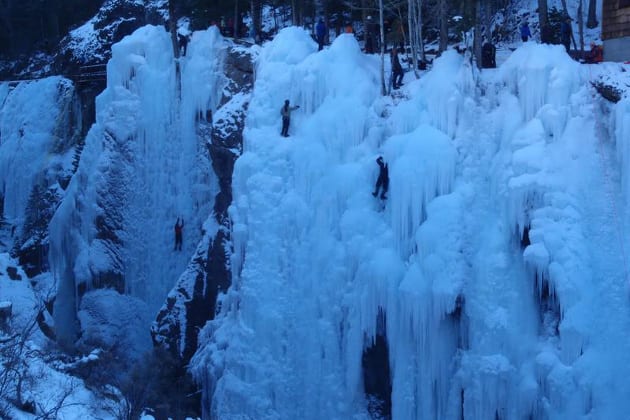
[54, 0, 167, 74]
[592, 81, 623, 103]
[152, 42, 255, 363]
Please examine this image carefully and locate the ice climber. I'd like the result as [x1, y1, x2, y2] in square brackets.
[372, 156, 389, 200]
[391, 48, 404, 90]
[280, 99, 300, 137]
[174, 217, 184, 251]
[316, 18, 327, 51]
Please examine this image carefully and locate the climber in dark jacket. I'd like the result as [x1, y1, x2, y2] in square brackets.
[280, 99, 300, 137]
[178, 33, 189, 56]
[372, 156, 389, 199]
[316, 18, 327, 51]
[391, 48, 404, 89]
[174, 217, 184, 251]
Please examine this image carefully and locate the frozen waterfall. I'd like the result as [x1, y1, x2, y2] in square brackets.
[191, 29, 630, 420]
[48, 25, 223, 348]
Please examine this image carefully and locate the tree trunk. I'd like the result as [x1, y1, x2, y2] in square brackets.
[379, 0, 386, 95]
[408, 0, 418, 76]
[407, 0, 425, 74]
[316, 0, 325, 17]
[168, 1, 179, 58]
[483, 0, 491, 41]
[418, 0, 425, 62]
[234, 0, 239, 39]
[251, 0, 255, 35]
[473, 0, 482, 69]
[538, 0, 548, 29]
[560, 0, 568, 15]
[361, 0, 370, 49]
[1, 6, 14, 55]
[578, 0, 584, 53]
[251, 0, 262, 36]
[586, 0, 598, 28]
[438, 0, 448, 53]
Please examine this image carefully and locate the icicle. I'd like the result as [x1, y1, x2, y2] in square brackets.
[386, 124, 456, 257]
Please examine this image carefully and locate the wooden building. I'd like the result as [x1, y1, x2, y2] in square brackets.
[602, 0, 630, 61]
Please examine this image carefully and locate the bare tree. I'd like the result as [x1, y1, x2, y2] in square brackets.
[578, 0, 584, 52]
[473, 0, 482, 69]
[34, 380, 79, 420]
[559, 0, 568, 14]
[407, 0, 418, 76]
[438, 0, 448, 52]
[586, 0, 598, 28]
[379, 0, 386, 95]
[0, 307, 39, 412]
[538, 0, 548, 29]
[0, 297, 78, 418]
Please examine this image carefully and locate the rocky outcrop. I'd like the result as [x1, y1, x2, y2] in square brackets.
[592, 81, 623, 103]
[54, 0, 167, 75]
[1, 1, 167, 80]
[152, 42, 255, 363]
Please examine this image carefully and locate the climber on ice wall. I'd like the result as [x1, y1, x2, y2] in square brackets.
[372, 156, 389, 200]
[280, 99, 300, 137]
[174, 217, 184, 251]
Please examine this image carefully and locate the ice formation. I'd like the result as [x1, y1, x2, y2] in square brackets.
[48, 25, 223, 346]
[4, 16, 630, 419]
[190, 29, 630, 420]
[0, 77, 77, 233]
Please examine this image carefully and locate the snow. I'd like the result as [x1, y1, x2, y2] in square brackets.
[189, 25, 630, 420]
[0, 253, 110, 419]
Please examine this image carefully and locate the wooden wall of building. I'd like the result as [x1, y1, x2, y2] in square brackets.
[602, 0, 630, 40]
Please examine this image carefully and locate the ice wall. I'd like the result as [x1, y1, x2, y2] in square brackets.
[192, 31, 630, 420]
[50, 25, 223, 347]
[192, 29, 462, 419]
[0, 78, 77, 230]
[615, 96, 630, 200]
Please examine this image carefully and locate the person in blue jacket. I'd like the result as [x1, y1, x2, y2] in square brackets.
[316, 18, 327, 51]
[520, 22, 531, 42]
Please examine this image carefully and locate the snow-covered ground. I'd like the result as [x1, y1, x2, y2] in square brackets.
[0, 254, 109, 419]
[188, 26, 630, 419]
